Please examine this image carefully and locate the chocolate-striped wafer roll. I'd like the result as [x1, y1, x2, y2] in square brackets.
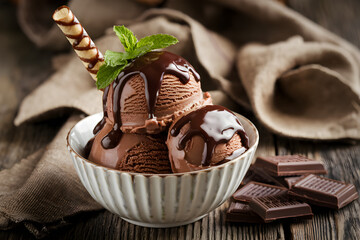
[52, 6, 104, 81]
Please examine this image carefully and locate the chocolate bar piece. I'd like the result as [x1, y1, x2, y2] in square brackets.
[226, 201, 266, 223]
[254, 155, 327, 176]
[242, 168, 258, 185]
[284, 176, 303, 188]
[288, 174, 359, 209]
[249, 193, 313, 221]
[243, 166, 287, 187]
[233, 181, 288, 202]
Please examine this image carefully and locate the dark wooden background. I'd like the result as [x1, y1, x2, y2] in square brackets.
[0, 0, 359, 239]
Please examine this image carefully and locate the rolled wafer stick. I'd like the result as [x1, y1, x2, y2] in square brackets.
[52, 6, 104, 81]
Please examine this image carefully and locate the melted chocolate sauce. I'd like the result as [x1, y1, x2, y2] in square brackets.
[97, 51, 200, 149]
[84, 137, 94, 158]
[93, 86, 110, 135]
[170, 105, 249, 166]
[54, 6, 103, 74]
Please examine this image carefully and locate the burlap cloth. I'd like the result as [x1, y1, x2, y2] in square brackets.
[2, 0, 360, 237]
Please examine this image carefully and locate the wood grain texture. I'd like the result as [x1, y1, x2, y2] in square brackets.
[289, 0, 360, 49]
[0, 0, 359, 239]
[275, 136, 360, 240]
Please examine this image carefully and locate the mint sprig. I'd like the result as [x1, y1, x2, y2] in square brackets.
[96, 26, 179, 90]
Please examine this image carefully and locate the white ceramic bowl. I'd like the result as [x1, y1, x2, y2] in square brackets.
[66, 112, 259, 228]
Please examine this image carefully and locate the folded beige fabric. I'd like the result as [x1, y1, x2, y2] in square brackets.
[0, 115, 102, 237]
[16, 0, 360, 139]
[238, 37, 360, 139]
[3, 0, 360, 236]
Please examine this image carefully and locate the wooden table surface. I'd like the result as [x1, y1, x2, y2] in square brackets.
[1, 0, 359, 239]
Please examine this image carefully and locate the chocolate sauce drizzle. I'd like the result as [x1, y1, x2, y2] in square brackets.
[84, 137, 94, 158]
[96, 51, 200, 149]
[93, 86, 110, 135]
[54, 6, 103, 74]
[170, 105, 249, 166]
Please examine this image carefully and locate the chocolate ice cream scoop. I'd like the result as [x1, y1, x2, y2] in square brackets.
[166, 105, 249, 173]
[87, 119, 172, 174]
[94, 51, 211, 150]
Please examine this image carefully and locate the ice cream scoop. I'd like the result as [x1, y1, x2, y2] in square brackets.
[94, 51, 211, 150]
[87, 119, 172, 174]
[166, 105, 249, 173]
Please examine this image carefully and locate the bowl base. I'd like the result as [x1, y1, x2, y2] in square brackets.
[121, 214, 208, 228]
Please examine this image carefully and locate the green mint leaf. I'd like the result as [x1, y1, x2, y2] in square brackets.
[127, 44, 154, 58]
[104, 45, 153, 66]
[113, 25, 137, 52]
[96, 64, 126, 89]
[96, 26, 179, 89]
[104, 50, 127, 66]
[137, 34, 178, 51]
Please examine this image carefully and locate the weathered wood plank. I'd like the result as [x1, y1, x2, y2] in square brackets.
[289, 0, 360, 48]
[278, 0, 360, 239]
[275, 137, 337, 240]
[0, 0, 360, 239]
[275, 136, 360, 240]
[320, 145, 360, 240]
